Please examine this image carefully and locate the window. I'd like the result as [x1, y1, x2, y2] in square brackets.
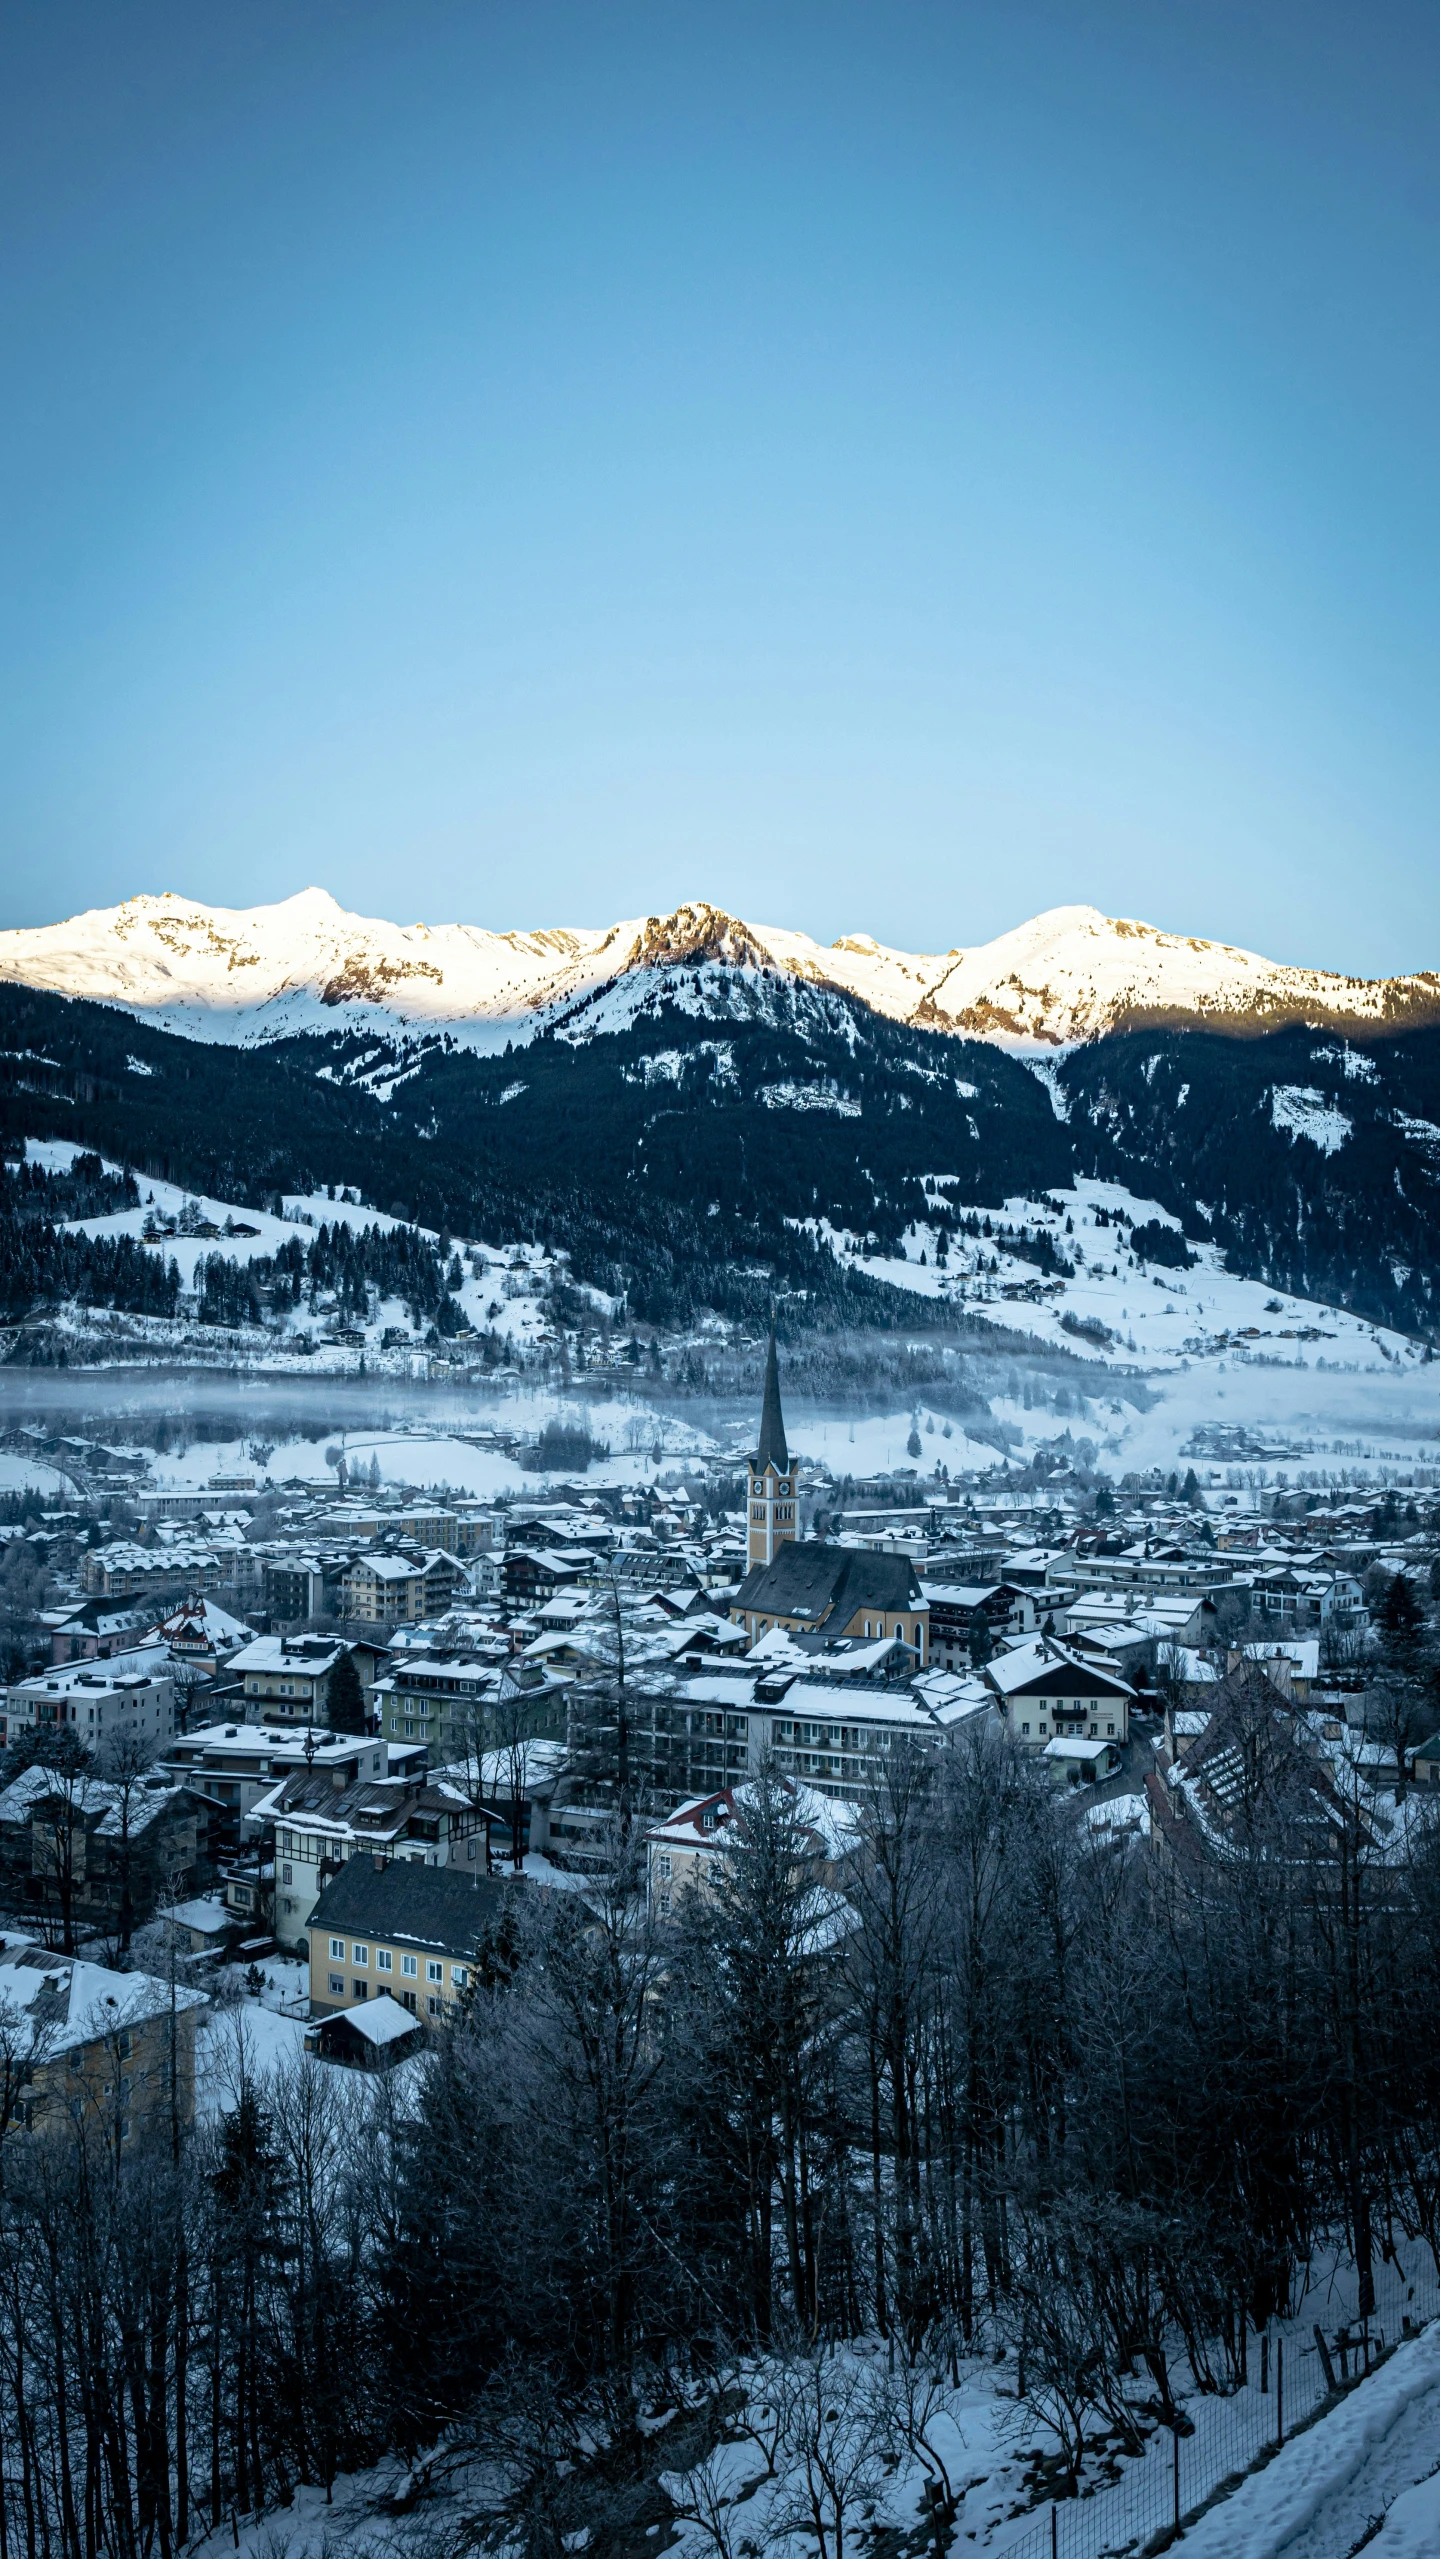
[657, 1853, 672, 1880]
[377, 1949, 392, 1972]
[427, 1995, 442, 2018]
[1106, 1723, 1115, 1737]
[329, 1937, 344, 1960]
[281, 1863, 293, 1885]
[353, 1982, 367, 1999]
[328, 1974, 345, 1996]
[352, 1944, 368, 1966]
[451, 1966, 468, 1989]
[117, 2032, 131, 2059]
[426, 1960, 442, 1983]
[1021, 1721, 1031, 1736]
[401, 1955, 417, 1978]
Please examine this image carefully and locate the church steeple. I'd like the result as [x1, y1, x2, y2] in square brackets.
[755, 1321, 788, 1475]
[747, 1319, 796, 1567]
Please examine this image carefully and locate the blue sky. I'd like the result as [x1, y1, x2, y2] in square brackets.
[2, 1, 1438, 973]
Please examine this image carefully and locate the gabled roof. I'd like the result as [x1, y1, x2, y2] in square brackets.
[984, 1636, 1134, 1703]
[734, 1541, 922, 1624]
[308, 1856, 503, 1959]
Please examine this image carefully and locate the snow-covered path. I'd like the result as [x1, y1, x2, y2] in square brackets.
[1180, 2323, 1440, 2558]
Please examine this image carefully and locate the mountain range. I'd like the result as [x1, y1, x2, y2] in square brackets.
[1, 890, 1438, 1347]
[3, 889, 1438, 1051]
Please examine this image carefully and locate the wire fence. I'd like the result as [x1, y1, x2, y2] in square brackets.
[991, 2250, 1440, 2559]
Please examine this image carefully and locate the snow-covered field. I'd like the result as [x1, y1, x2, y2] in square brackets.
[808, 1176, 1422, 1376]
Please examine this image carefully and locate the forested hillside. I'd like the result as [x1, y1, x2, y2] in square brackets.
[3, 978, 1439, 1339]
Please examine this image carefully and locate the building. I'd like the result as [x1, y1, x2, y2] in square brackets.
[5, 1651, 176, 1760]
[306, 1857, 503, 2019]
[261, 1764, 490, 1948]
[308, 1993, 425, 2071]
[0, 1940, 208, 2142]
[162, 1721, 409, 1824]
[733, 1542, 929, 1662]
[747, 1325, 797, 1568]
[81, 1542, 225, 1600]
[228, 1635, 380, 1726]
[43, 1596, 158, 1664]
[0, 1766, 203, 1943]
[673, 1669, 944, 1798]
[645, 1778, 859, 1916]
[340, 1551, 469, 1625]
[261, 1555, 330, 1623]
[982, 1637, 1135, 1751]
[920, 1581, 1025, 1668]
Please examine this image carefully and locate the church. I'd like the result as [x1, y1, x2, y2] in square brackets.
[731, 1329, 930, 1664]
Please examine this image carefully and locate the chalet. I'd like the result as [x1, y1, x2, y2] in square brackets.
[982, 1637, 1134, 1751]
[501, 1546, 595, 1604]
[341, 1550, 469, 1625]
[645, 1778, 859, 1916]
[920, 1581, 1024, 1668]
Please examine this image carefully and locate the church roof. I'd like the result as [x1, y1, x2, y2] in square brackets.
[754, 1325, 789, 1474]
[734, 1542, 924, 1624]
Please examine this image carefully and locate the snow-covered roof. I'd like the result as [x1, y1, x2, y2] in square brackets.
[1043, 1735, 1116, 1763]
[0, 1949, 207, 2053]
[329, 1993, 421, 2046]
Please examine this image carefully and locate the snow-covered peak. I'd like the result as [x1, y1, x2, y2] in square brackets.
[0, 889, 1434, 1054]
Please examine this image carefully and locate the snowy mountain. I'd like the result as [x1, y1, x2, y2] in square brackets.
[2, 889, 1436, 1053]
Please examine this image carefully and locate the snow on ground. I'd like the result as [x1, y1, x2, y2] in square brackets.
[0, 1450, 79, 1494]
[197, 2000, 310, 2106]
[1181, 2320, 1440, 2559]
[805, 1178, 1421, 1376]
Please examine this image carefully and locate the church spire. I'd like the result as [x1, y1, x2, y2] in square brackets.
[755, 1318, 788, 1473]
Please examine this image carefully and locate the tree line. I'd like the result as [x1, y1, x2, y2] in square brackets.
[3, 1693, 1440, 2557]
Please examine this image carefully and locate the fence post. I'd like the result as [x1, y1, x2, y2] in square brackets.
[1050, 2500, 1057, 2559]
[1173, 2424, 1180, 2534]
[1277, 2334, 1284, 2447]
[1260, 2329, 1269, 2394]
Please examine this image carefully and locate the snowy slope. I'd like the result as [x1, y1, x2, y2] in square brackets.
[3, 891, 1436, 1054]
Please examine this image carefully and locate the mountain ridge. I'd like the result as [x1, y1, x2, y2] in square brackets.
[2, 889, 1437, 1054]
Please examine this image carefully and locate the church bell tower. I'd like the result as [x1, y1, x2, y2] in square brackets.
[748, 1323, 796, 1567]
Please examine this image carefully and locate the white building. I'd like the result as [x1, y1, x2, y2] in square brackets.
[4, 1649, 176, 1763]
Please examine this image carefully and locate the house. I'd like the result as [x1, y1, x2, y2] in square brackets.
[260, 1765, 491, 1948]
[228, 1635, 381, 1726]
[308, 1992, 425, 2071]
[4, 1651, 176, 1760]
[919, 1581, 1025, 1667]
[0, 1941, 208, 2142]
[733, 1542, 929, 1661]
[982, 1637, 1135, 1751]
[162, 1722, 411, 1827]
[151, 1597, 252, 1679]
[261, 1555, 330, 1623]
[306, 1857, 503, 2020]
[0, 1765, 203, 1944]
[1411, 1733, 1440, 1787]
[341, 1550, 469, 1625]
[675, 1669, 943, 1798]
[645, 1777, 859, 1917]
[44, 1595, 158, 1664]
[1043, 1734, 1123, 1787]
[500, 1546, 595, 1604]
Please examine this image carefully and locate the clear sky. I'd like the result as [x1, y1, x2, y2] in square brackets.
[2, 1, 1438, 974]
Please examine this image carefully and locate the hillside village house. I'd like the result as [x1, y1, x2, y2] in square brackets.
[982, 1636, 1135, 1754]
[257, 1763, 490, 1948]
[645, 1779, 859, 1916]
[162, 1722, 411, 1822]
[340, 1550, 469, 1624]
[0, 1940, 208, 2143]
[229, 1635, 381, 1726]
[0, 1766, 202, 1945]
[306, 1858, 502, 2020]
[81, 1542, 226, 1601]
[920, 1581, 1026, 1667]
[676, 1669, 945, 1796]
